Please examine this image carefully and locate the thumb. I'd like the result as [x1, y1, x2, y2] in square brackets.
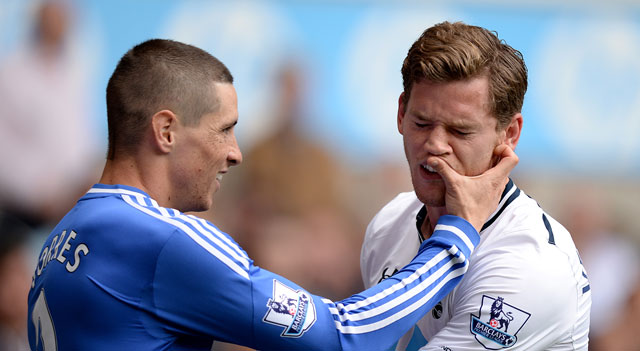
[427, 156, 459, 187]
[484, 145, 519, 179]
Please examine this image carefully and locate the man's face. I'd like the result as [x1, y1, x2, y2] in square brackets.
[172, 83, 242, 212]
[398, 76, 518, 208]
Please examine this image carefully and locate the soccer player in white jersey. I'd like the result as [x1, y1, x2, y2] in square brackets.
[361, 21, 591, 350]
[27, 39, 518, 350]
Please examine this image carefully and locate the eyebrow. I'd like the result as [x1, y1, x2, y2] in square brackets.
[412, 113, 479, 130]
[448, 120, 478, 130]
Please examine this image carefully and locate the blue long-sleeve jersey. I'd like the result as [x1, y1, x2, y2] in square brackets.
[28, 184, 479, 351]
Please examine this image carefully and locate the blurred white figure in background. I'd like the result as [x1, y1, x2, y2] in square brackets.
[561, 184, 640, 350]
[0, 0, 101, 228]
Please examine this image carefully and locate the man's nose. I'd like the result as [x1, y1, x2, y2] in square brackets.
[423, 126, 449, 156]
[228, 138, 243, 166]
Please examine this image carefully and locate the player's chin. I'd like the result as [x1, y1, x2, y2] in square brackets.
[415, 186, 446, 207]
[204, 194, 216, 211]
[420, 197, 446, 208]
[189, 195, 214, 213]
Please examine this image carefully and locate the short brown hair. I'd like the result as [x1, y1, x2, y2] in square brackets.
[105, 39, 233, 159]
[401, 21, 527, 128]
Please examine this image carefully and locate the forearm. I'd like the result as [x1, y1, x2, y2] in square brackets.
[251, 215, 479, 350]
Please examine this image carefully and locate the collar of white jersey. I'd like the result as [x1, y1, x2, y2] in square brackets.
[416, 178, 520, 242]
[84, 184, 151, 201]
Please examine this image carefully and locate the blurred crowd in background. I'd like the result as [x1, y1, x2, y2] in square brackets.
[1, 1, 639, 350]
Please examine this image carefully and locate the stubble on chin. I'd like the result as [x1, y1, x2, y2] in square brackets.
[413, 181, 446, 208]
[418, 194, 446, 208]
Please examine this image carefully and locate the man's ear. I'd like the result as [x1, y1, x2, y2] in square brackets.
[151, 110, 178, 154]
[397, 92, 406, 135]
[503, 113, 523, 149]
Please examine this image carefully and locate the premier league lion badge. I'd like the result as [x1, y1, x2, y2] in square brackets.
[263, 279, 317, 338]
[470, 295, 530, 349]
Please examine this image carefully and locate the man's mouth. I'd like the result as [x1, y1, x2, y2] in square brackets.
[216, 173, 224, 182]
[421, 164, 437, 173]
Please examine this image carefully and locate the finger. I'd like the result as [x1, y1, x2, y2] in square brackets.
[427, 156, 459, 187]
[493, 144, 515, 159]
[493, 144, 510, 158]
[485, 145, 519, 178]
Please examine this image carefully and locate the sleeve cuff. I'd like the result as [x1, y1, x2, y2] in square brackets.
[423, 214, 480, 259]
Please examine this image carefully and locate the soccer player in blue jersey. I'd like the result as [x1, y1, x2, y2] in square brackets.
[27, 39, 517, 351]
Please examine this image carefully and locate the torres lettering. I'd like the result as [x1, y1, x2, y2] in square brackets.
[32, 230, 90, 287]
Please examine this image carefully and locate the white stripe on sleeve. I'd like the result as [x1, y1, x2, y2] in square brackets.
[434, 224, 475, 251]
[332, 250, 450, 314]
[328, 254, 461, 322]
[322, 260, 468, 334]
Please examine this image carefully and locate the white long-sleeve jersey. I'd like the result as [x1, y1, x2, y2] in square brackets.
[361, 180, 591, 350]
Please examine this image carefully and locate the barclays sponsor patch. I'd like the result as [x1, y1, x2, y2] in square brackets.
[470, 295, 530, 349]
[262, 280, 317, 338]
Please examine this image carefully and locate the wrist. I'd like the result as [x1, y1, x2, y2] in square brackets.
[429, 214, 480, 258]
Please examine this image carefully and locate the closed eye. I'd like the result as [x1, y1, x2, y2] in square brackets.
[453, 129, 472, 136]
[221, 120, 238, 133]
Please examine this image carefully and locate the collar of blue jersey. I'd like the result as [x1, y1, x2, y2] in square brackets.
[83, 183, 151, 200]
[416, 178, 519, 243]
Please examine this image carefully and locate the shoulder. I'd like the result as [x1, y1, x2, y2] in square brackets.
[483, 189, 579, 263]
[365, 191, 422, 241]
[473, 191, 579, 291]
[81, 190, 245, 259]
[482, 189, 563, 247]
[361, 192, 423, 288]
[362, 191, 422, 257]
[450, 190, 589, 346]
[124, 199, 250, 272]
[78, 192, 180, 244]
[114, 200, 254, 284]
